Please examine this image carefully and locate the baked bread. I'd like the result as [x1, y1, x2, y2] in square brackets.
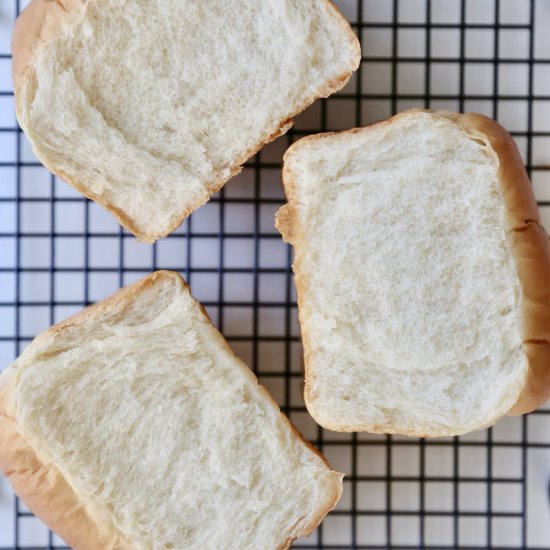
[0, 271, 343, 549]
[276, 109, 550, 437]
[12, 0, 360, 242]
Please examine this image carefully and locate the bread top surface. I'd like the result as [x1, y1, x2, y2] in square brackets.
[277, 109, 550, 436]
[12, 0, 360, 242]
[0, 271, 343, 549]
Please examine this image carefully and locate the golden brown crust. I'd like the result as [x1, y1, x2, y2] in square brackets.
[1, 271, 343, 546]
[452, 112, 550, 414]
[505, 222, 550, 413]
[12, 0, 360, 243]
[278, 109, 550, 434]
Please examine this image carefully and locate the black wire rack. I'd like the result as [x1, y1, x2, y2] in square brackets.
[1, 0, 550, 548]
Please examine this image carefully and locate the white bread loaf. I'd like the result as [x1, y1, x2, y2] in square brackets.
[276, 109, 550, 437]
[12, 0, 360, 242]
[0, 271, 343, 549]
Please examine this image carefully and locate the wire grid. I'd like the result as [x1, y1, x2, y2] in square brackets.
[0, 0, 550, 548]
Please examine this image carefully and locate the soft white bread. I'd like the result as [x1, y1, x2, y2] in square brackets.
[12, 0, 360, 243]
[276, 110, 550, 437]
[0, 271, 343, 549]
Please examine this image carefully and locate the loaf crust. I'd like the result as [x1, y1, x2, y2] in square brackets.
[12, 0, 360, 242]
[451, 112, 550, 415]
[0, 271, 342, 548]
[277, 109, 550, 434]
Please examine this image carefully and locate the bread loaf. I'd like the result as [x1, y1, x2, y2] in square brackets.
[0, 271, 343, 549]
[276, 109, 550, 437]
[12, 0, 360, 242]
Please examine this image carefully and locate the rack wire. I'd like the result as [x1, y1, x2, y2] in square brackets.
[0, 0, 550, 548]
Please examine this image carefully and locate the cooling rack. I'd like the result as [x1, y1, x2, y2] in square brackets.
[0, 1, 549, 548]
